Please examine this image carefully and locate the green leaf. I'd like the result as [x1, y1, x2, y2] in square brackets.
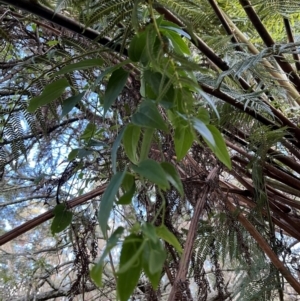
[47, 40, 59, 46]
[111, 127, 125, 174]
[123, 124, 140, 164]
[56, 58, 104, 75]
[61, 92, 85, 117]
[118, 239, 145, 274]
[117, 173, 136, 205]
[92, 59, 131, 91]
[28, 79, 69, 113]
[68, 148, 93, 160]
[205, 125, 232, 169]
[51, 204, 73, 235]
[131, 159, 170, 190]
[143, 69, 161, 98]
[68, 149, 79, 161]
[117, 234, 143, 301]
[160, 25, 191, 39]
[90, 262, 103, 287]
[90, 226, 123, 287]
[128, 32, 147, 62]
[174, 124, 194, 160]
[103, 68, 129, 115]
[161, 30, 190, 55]
[140, 128, 154, 161]
[197, 108, 210, 124]
[193, 118, 215, 147]
[197, 88, 220, 119]
[142, 222, 158, 243]
[91, 226, 124, 287]
[132, 100, 168, 132]
[80, 123, 96, 140]
[161, 162, 184, 196]
[156, 225, 183, 254]
[77, 148, 94, 159]
[98, 171, 126, 236]
[87, 139, 107, 147]
[149, 240, 166, 274]
[142, 240, 162, 289]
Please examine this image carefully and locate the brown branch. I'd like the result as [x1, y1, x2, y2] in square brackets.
[0, 117, 81, 146]
[283, 18, 300, 72]
[13, 283, 97, 301]
[227, 140, 300, 191]
[207, 0, 242, 50]
[167, 167, 219, 301]
[0, 0, 127, 55]
[201, 84, 300, 147]
[0, 184, 107, 246]
[154, 4, 300, 132]
[226, 199, 300, 294]
[239, 0, 300, 92]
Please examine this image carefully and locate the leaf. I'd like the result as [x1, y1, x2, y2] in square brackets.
[197, 108, 210, 124]
[118, 239, 145, 274]
[156, 225, 183, 254]
[46, 40, 59, 46]
[123, 124, 140, 164]
[80, 123, 96, 140]
[132, 100, 168, 132]
[160, 26, 191, 39]
[28, 79, 69, 112]
[56, 58, 104, 75]
[117, 234, 143, 301]
[76, 148, 94, 159]
[51, 204, 73, 235]
[87, 139, 107, 147]
[149, 240, 166, 274]
[102, 226, 124, 260]
[143, 246, 161, 290]
[161, 30, 191, 55]
[128, 32, 147, 62]
[197, 88, 220, 119]
[117, 173, 136, 205]
[61, 92, 85, 117]
[131, 159, 170, 190]
[92, 226, 124, 287]
[205, 125, 232, 169]
[103, 68, 129, 115]
[142, 240, 163, 289]
[161, 162, 184, 196]
[90, 262, 103, 287]
[142, 222, 158, 243]
[98, 171, 126, 236]
[193, 118, 215, 147]
[174, 124, 194, 160]
[68, 149, 79, 161]
[111, 127, 125, 174]
[91, 226, 124, 287]
[92, 59, 131, 91]
[143, 69, 162, 98]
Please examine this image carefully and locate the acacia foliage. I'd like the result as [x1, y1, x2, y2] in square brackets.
[1, 0, 300, 300]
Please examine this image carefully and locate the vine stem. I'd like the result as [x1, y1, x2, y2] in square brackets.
[167, 167, 218, 301]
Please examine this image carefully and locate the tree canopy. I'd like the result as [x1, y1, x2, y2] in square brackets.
[1, 0, 300, 300]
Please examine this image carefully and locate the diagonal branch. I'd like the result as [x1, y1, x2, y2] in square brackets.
[0, 184, 107, 246]
[226, 199, 300, 294]
[167, 167, 219, 301]
[239, 0, 300, 92]
[0, 0, 127, 55]
[283, 18, 300, 72]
